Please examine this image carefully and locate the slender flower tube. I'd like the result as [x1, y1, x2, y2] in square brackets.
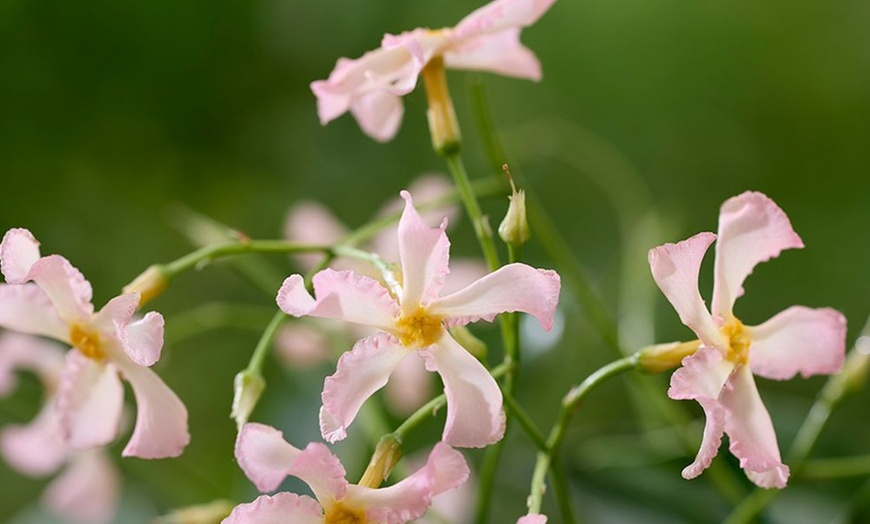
[278, 191, 561, 448]
[311, 0, 556, 141]
[0, 228, 189, 458]
[648, 192, 846, 488]
[223, 423, 469, 524]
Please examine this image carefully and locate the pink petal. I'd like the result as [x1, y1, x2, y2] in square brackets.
[345, 442, 469, 524]
[43, 450, 120, 524]
[0, 284, 69, 341]
[114, 356, 190, 458]
[517, 515, 548, 524]
[711, 192, 804, 318]
[1, 404, 67, 476]
[277, 271, 399, 332]
[319, 334, 410, 443]
[350, 90, 405, 143]
[286, 442, 349, 505]
[275, 322, 333, 369]
[26, 255, 94, 323]
[56, 352, 124, 450]
[118, 311, 165, 367]
[235, 422, 304, 493]
[445, 29, 542, 80]
[681, 397, 726, 480]
[91, 293, 137, 333]
[284, 201, 349, 272]
[748, 306, 847, 381]
[432, 263, 560, 331]
[720, 366, 790, 488]
[0, 331, 66, 395]
[384, 352, 432, 415]
[453, 0, 557, 39]
[648, 232, 725, 348]
[420, 334, 505, 448]
[0, 228, 41, 284]
[397, 191, 450, 311]
[223, 493, 323, 524]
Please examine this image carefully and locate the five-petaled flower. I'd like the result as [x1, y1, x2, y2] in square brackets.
[223, 423, 469, 524]
[277, 191, 561, 448]
[0, 228, 189, 459]
[648, 191, 846, 488]
[311, 0, 556, 142]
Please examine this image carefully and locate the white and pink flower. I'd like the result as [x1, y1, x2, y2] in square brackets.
[278, 191, 561, 448]
[311, 0, 556, 141]
[0, 228, 189, 458]
[224, 423, 469, 524]
[648, 191, 846, 488]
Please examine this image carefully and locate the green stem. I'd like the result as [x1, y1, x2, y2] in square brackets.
[802, 455, 870, 479]
[163, 240, 328, 279]
[503, 393, 547, 452]
[246, 310, 286, 376]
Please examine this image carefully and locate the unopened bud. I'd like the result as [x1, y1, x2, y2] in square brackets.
[154, 499, 235, 524]
[450, 325, 487, 359]
[421, 57, 461, 155]
[358, 435, 403, 488]
[231, 370, 265, 431]
[638, 340, 701, 374]
[498, 190, 529, 248]
[123, 265, 169, 307]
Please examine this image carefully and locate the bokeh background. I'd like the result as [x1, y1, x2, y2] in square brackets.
[1, 0, 869, 522]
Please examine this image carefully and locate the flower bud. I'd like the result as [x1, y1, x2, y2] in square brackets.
[421, 57, 461, 155]
[638, 340, 701, 374]
[231, 370, 266, 430]
[122, 265, 168, 306]
[358, 434, 403, 488]
[498, 186, 529, 248]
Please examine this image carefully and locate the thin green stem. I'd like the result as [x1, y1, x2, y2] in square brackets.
[163, 240, 328, 279]
[246, 310, 286, 376]
[503, 392, 547, 452]
[802, 455, 870, 479]
[443, 153, 501, 271]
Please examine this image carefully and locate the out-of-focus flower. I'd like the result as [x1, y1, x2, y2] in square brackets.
[278, 191, 560, 448]
[223, 423, 469, 524]
[311, 0, 556, 141]
[0, 228, 189, 458]
[517, 514, 548, 524]
[0, 332, 120, 524]
[648, 191, 846, 488]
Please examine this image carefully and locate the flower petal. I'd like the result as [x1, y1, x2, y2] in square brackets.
[119, 311, 165, 368]
[320, 334, 410, 443]
[345, 442, 469, 524]
[384, 352, 432, 415]
[43, 450, 120, 524]
[277, 270, 399, 332]
[350, 90, 405, 143]
[275, 322, 333, 369]
[748, 306, 847, 380]
[26, 255, 94, 323]
[286, 442, 349, 505]
[445, 28, 542, 80]
[91, 293, 137, 332]
[517, 515, 548, 524]
[711, 191, 804, 318]
[0, 228, 41, 284]
[1, 403, 67, 476]
[114, 355, 190, 458]
[56, 352, 124, 450]
[284, 201, 350, 272]
[397, 191, 450, 311]
[0, 284, 69, 341]
[235, 422, 303, 493]
[223, 493, 323, 524]
[453, 0, 557, 40]
[720, 366, 790, 488]
[0, 331, 66, 395]
[681, 397, 726, 480]
[432, 263, 560, 331]
[648, 232, 724, 348]
[420, 334, 505, 447]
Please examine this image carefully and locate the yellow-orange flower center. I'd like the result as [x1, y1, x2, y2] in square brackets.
[395, 307, 444, 348]
[69, 324, 105, 361]
[722, 317, 751, 365]
[324, 503, 367, 524]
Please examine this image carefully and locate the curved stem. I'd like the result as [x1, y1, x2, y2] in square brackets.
[443, 152, 501, 271]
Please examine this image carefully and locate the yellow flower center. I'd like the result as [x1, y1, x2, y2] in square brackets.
[395, 307, 444, 348]
[69, 324, 105, 361]
[722, 317, 751, 365]
[324, 503, 367, 524]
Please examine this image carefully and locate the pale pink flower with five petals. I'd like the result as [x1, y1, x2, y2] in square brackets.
[311, 0, 556, 141]
[223, 423, 469, 524]
[277, 191, 561, 448]
[0, 228, 189, 458]
[648, 191, 846, 488]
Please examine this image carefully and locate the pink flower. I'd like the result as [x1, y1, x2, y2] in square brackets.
[0, 332, 120, 524]
[648, 192, 847, 488]
[223, 423, 469, 524]
[278, 191, 561, 448]
[311, 0, 556, 141]
[0, 228, 189, 458]
[518, 514, 548, 524]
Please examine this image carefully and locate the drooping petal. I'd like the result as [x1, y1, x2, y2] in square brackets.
[517, 515, 548, 524]
[0, 284, 69, 341]
[0, 331, 66, 395]
[432, 264, 560, 331]
[748, 306, 847, 381]
[681, 397, 726, 480]
[711, 192, 804, 318]
[345, 442, 469, 524]
[1, 404, 67, 476]
[26, 255, 94, 323]
[277, 271, 399, 332]
[0, 228, 41, 284]
[118, 311, 165, 368]
[114, 355, 189, 459]
[648, 232, 725, 348]
[56, 352, 124, 450]
[445, 28, 542, 80]
[397, 191, 450, 311]
[222, 493, 323, 524]
[453, 0, 557, 40]
[349, 90, 405, 143]
[420, 334, 505, 447]
[319, 334, 410, 443]
[720, 366, 789, 488]
[235, 423, 303, 493]
[43, 450, 120, 524]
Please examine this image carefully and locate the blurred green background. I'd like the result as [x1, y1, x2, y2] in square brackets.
[1, 0, 869, 522]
